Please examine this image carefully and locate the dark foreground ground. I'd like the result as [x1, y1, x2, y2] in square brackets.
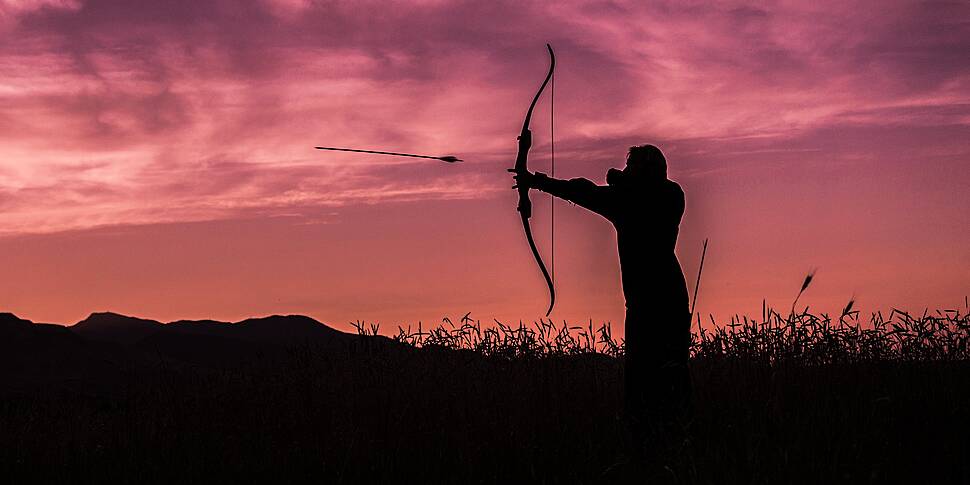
[1, 310, 968, 484]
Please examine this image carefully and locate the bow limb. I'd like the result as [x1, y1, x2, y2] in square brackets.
[513, 44, 556, 317]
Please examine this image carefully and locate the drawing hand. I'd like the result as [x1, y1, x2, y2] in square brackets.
[508, 168, 537, 190]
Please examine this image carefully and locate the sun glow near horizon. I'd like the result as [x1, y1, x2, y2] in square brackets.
[0, 0, 967, 330]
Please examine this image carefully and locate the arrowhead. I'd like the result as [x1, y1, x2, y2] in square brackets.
[439, 156, 462, 163]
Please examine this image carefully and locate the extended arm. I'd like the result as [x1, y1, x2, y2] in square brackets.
[529, 171, 615, 219]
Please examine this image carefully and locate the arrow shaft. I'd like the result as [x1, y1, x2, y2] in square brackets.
[314, 146, 447, 161]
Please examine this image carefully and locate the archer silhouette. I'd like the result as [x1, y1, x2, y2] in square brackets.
[514, 144, 691, 440]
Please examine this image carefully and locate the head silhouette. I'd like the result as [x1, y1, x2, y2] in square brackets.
[608, 144, 667, 187]
[626, 144, 667, 180]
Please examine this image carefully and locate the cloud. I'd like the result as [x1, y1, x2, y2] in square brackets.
[0, 0, 968, 235]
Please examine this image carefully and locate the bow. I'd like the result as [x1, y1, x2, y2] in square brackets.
[511, 44, 556, 317]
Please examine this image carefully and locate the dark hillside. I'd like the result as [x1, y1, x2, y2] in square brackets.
[0, 308, 967, 484]
[71, 311, 164, 345]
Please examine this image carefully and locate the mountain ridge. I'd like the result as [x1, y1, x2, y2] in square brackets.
[69, 311, 348, 345]
[0, 310, 403, 391]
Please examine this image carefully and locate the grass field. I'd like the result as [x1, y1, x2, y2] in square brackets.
[2, 302, 968, 484]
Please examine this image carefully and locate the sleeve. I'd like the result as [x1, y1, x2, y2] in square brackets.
[532, 172, 615, 219]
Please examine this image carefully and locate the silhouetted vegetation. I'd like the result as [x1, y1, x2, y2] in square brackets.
[1, 301, 968, 484]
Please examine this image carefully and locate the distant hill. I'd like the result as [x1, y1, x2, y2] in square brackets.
[165, 314, 346, 345]
[135, 314, 371, 366]
[0, 312, 129, 392]
[70, 312, 351, 346]
[71, 311, 164, 345]
[0, 310, 407, 388]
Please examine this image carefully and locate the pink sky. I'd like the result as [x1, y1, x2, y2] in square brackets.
[1, 0, 968, 332]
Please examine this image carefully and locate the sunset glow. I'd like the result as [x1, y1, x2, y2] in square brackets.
[1, 0, 968, 332]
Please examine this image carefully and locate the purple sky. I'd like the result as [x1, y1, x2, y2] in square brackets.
[1, 0, 968, 330]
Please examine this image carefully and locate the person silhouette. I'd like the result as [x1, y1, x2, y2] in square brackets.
[513, 144, 691, 441]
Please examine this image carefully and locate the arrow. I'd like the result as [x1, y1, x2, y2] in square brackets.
[314, 146, 462, 163]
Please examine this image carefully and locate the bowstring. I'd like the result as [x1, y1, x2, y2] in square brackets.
[550, 70, 555, 285]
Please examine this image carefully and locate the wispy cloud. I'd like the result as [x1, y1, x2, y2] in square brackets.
[0, 0, 968, 234]
[0, 0, 968, 325]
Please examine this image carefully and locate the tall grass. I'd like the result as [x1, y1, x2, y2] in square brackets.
[355, 301, 970, 364]
[694, 302, 969, 363]
[3, 281, 967, 484]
